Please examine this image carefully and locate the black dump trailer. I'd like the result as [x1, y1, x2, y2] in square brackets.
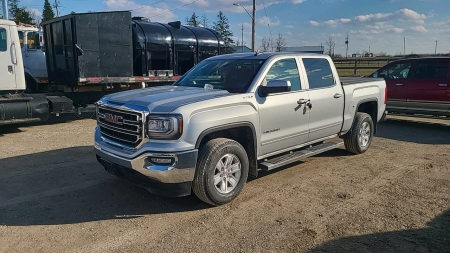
[41, 11, 225, 89]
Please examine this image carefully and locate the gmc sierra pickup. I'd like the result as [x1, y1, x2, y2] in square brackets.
[94, 52, 387, 206]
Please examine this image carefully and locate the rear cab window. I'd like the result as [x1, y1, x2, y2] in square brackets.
[302, 58, 335, 89]
[0, 28, 7, 52]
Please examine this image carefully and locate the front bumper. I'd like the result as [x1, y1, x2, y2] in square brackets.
[95, 146, 198, 197]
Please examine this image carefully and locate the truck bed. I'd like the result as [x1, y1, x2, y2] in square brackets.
[340, 77, 384, 85]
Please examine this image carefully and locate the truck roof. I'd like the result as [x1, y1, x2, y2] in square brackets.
[208, 52, 330, 60]
[0, 19, 18, 26]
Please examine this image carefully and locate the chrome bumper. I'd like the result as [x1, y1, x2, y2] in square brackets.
[95, 145, 198, 184]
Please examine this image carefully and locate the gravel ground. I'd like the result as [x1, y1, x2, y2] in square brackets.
[0, 113, 449, 253]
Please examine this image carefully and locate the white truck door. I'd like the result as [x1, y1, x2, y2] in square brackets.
[302, 57, 344, 142]
[0, 25, 18, 90]
[24, 31, 48, 80]
[257, 57, 310, 156]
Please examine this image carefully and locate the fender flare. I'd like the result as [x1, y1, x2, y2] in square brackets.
[195, 122, 259, 178]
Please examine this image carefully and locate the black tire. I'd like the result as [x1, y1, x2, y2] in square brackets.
[192, 138, 249, 206]
[343, 112, 374, 154]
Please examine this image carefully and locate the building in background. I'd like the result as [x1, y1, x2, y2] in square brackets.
[284, 46, 324, 54]
[232, 46, 252, 53]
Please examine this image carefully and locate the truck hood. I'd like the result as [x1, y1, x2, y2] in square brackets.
[102, 85, 232, 113]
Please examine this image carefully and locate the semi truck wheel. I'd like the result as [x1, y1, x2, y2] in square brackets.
[192, 138, 249, 206]
[343, 112, 374, 154]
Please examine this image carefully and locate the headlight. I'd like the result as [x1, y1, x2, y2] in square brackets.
[147, 115, 183, 140]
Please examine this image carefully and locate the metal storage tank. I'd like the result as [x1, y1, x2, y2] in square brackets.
[132, 19, 224, 77]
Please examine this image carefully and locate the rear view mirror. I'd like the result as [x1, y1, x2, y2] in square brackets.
[259, 80, 291, 97]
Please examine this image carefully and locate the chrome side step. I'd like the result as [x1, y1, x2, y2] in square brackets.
[259, 141, 344, 171]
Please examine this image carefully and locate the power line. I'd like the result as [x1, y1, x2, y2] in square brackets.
[132, 0, 165, 11]
[261, 0, 272, 38]
[150, 0, 198, 18]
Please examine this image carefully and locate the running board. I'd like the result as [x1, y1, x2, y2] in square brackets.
[259, 141, 344, 171]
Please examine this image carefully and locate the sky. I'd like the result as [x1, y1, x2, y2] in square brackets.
[10, 0, 450, 55]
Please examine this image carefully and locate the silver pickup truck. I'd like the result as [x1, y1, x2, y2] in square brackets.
[94, 52, 387, 206]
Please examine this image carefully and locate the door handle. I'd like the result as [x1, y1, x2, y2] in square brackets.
[297, 99, 309, 105]
[10, 43, 17, 64]
[438, 84, 448, 87]
[395, 83, 404, 86]
[333, 93, 342, 98]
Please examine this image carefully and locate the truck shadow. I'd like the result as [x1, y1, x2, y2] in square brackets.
[0, 112, 96, 136]
[307, 208, 450, 253]
[0, 146, 209, 226]
[376, 117, 450, 144]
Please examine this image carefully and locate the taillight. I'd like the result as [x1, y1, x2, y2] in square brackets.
[384, 87, 388, 104]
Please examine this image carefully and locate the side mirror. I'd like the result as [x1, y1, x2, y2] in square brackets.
[259, 80, 291, 97]
[372, 72, 378, 78]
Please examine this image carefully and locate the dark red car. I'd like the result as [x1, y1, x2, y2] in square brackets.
[369, 57, 450, 117]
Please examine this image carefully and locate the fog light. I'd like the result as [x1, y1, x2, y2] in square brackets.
[150, 158, 173, 164]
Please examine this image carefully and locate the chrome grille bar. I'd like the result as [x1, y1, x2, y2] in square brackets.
[97, 105, 144, 147]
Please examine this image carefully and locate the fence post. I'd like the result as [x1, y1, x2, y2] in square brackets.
[353, 60, 358, 75]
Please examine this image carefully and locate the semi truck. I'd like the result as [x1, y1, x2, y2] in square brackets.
[0, 11, 225, 125]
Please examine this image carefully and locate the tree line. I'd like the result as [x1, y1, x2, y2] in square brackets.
[3, 0, 55, 25]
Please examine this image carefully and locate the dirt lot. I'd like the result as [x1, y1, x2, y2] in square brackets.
[0, 113, 449, 253]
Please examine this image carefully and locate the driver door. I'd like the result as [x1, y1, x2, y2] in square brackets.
[375, 60, 413, 110]
[256, 57, 310, 156]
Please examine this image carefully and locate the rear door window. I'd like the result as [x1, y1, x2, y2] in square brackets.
[411, 60, 448, 79]
[302, 58, 335, 89]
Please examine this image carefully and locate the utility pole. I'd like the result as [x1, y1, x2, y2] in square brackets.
[435, 40, 438, 55]
[241, 24, 244, 53]
[345, 33, 349, 59]
[1, 0, 9, 20]
[403, 37, 406, 56]
[251, 0, 255, 52]
[54, 0, 60, 17]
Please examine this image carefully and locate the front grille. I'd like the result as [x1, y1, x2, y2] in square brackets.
[97, 106, 144, 147]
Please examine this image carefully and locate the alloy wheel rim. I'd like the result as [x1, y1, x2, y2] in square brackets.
[213, 154, 242, 194]
[358, 122, 371, 147]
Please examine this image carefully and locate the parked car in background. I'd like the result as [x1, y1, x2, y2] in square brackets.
[368, 57, 450, 117]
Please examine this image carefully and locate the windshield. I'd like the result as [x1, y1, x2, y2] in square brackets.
[173, 59, 266, 93]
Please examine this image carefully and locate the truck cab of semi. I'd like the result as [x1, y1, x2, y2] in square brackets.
[0, 19, 49, 125]
[0, 20, 26, 92]
[17, 24, 48, 91]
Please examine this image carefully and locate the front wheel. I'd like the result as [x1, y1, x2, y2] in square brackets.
[343, 112, 374, 154]
[192, 138, 249, 206]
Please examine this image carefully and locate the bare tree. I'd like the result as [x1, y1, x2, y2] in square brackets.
[274, 34, 287, 52]
[200, 13, 209, 28]
[325, 37, 335, 57]
[235, 39, 247, 48]
[260, 36, 273, 52]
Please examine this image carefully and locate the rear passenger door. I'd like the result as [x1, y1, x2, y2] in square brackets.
[302, 57, 344, 142]
[407, 59, 450, 113]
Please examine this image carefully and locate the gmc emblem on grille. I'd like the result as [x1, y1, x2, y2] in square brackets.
[104, 113, 123, 125]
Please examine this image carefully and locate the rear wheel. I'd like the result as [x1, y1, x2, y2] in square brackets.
[192, 138, 249, 206]
[343, 112, 374, 154]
